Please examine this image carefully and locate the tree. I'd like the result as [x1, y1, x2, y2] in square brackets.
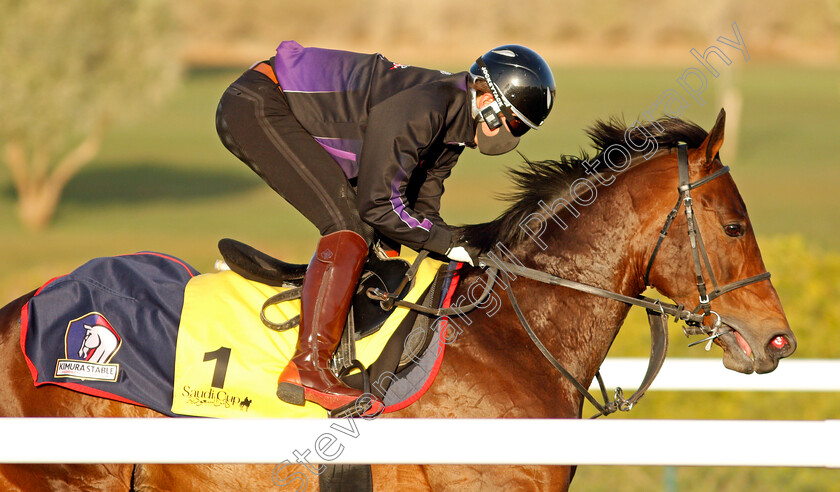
[0, 0, 181, 230]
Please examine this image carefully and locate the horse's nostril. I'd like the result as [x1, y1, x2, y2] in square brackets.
[768, 334, 795, 357]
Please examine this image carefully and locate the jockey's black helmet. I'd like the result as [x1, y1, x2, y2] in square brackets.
[470, 45, 556, 136]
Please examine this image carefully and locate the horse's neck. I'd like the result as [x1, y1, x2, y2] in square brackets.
[495, 157, 671, 400]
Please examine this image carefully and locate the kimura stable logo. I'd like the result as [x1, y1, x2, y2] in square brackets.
[55, 312, 121, 382]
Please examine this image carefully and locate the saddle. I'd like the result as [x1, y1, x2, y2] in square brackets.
[219, 238, 417, 339]
[217, 238, 445, 400]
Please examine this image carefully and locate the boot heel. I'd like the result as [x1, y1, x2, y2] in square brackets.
[277, 382, 305, 406]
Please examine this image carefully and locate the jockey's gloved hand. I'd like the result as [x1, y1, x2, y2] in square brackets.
[446, 242, 481, 266]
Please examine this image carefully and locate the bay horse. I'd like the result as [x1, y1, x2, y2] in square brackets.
[0, 110, 795, 491]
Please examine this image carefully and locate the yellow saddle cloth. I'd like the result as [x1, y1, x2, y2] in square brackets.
[170, 250, 442, 418]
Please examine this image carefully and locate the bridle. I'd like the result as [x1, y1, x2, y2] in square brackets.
[497, 142, 771, 417]
[643, 143, 771, 324]
[370, 142, 772, 418]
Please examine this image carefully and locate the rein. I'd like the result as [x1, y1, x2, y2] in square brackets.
[376, 143, 772, 418]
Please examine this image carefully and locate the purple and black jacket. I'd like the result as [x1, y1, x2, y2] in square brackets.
[272, 41, 477, 254]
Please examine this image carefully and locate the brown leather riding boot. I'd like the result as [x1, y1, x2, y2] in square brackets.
[276, 230, 368, 410]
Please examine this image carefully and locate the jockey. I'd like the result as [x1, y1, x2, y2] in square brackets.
[215, 41, 556, 412]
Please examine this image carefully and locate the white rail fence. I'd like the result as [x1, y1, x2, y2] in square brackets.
[0, 359, 836, 467]
[591, 358, 840, 391]
[0, 418, 837, 467]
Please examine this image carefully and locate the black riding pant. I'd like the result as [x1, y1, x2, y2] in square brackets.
[215, 68, 373, 243]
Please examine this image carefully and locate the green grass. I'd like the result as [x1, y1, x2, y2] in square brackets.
[1, 64, 838, 491]
[2, 63, 838, 281]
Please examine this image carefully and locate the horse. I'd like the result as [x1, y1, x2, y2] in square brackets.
[0, 109, 796, 491]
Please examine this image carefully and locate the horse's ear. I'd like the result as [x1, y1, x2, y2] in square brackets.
[697, 108, 726, 166]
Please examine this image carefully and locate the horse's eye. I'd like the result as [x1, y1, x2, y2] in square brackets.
[724, 223, 744, 237]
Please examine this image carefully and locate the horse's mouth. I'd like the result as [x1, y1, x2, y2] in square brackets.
[714, 322, 759, 374]
[714, 320, 787, 374]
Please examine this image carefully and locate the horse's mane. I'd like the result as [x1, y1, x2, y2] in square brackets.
[459, 117, 709, 252]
